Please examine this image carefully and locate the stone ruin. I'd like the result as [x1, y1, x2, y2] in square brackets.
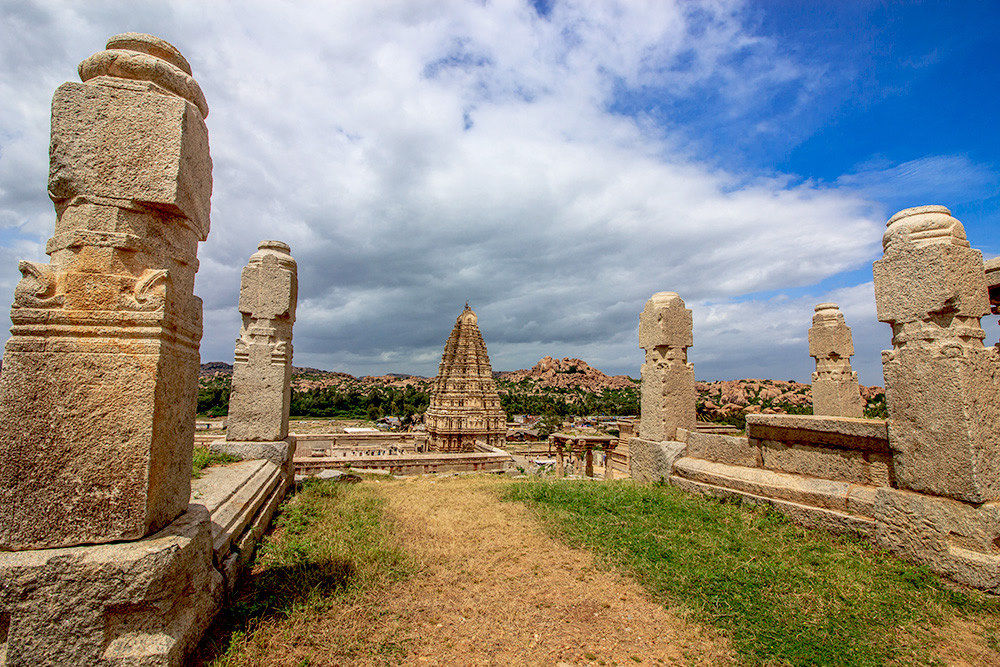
[0, 34, 297, 665]
[212, 240, 298, 465]
[633, 205, 1000, 592]
[808, 303, 864, 417]
[629, 292, 695, 482]
[425, 304, 506, 452]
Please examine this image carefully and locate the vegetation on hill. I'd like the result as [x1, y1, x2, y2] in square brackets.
[197, 361, 887, 424]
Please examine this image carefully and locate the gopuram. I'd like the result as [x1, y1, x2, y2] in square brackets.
[425, 304, 506, 451]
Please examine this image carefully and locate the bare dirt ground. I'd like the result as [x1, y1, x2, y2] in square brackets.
[364, 475, 734, 666]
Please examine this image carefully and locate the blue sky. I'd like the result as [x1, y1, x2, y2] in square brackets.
[0, 1, 997, 385]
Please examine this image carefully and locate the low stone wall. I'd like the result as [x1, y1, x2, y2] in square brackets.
[296, 449, 512, 476]
[670, 414, 890, 540]
[293, 432, 427, 457]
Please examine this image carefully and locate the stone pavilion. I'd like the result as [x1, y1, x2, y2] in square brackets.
[425, 304, 506, 451]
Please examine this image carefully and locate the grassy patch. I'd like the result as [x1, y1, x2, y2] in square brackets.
[504, 480, 1000, 666]
[191, 446, 239, 478]
[197, 478, 412, 665]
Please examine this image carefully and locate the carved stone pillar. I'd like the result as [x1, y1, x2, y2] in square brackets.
[226, 241, 297, 443]
[0, 33, 212, 550]
[638, 292, 695, 441]
[873, 205, 999, 502]
[808, 303, 864, 417]
[630, 292, 694, 482]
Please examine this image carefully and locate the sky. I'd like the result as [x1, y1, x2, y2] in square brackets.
[0, 0, 997, 385]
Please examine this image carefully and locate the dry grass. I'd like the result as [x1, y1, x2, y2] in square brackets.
[368, 475, 734, 665]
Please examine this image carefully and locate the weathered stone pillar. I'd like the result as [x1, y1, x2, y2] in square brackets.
[873, 205, 999, 503]
[872, 206, 1000, 591]
[0, 34, 226, 665]
[0, 33, 211, 550]
[630, 292, 694, 482]
[985, 257, 1000, 345]
[212, 241, 297, 466]
[808, 303, 864, 417]
[555, 442, 565, 477]
[585, 445, 594, 477]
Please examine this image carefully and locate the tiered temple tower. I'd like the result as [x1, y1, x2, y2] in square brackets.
[425, 304, 506, 452]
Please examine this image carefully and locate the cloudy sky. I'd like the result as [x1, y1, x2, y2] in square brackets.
[1, 1, 998, 385]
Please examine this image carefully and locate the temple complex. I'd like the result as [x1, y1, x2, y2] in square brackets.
[425, 304, 506, 451]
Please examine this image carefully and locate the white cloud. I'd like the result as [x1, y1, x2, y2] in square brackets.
[3, 0, 986, 384]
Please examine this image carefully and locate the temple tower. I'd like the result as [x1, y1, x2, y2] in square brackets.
[425, 304, 506, 452]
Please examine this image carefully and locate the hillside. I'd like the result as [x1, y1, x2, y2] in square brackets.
[198, 360, 885, 421]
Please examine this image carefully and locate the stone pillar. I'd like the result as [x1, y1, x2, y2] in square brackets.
[221, 242, 297, 450]
[808, 303, 864, 417]
[638, 292, 696, 441]
[0, 33, 211, 550]
[585, 445, 594, 477]
[555, 442, 565, 477]
[630, 292, 694, 482]
[0, 34, 226, 666]
[985, 257, 1000, 345]
[873, 205, 999, 503]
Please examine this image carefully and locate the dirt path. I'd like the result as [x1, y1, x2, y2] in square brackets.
[365, 475, 733, 666]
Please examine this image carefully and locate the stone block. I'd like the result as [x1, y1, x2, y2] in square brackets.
[638, 291, 693, 350]
[685, 431, 760, 468]
[811, 376, 864, 418]
[874, 206, 989, 324]
[670, 461, 876, 540]
[0, 506, 223, 666]
[49, 81, 211, 238]
[882, 347, 999, 502]
[874, 488, 1000, 593]
[745, 414, 889, 451]
[757, 440, 893, 487]
[0, 340, 199, 549]
[628, 437, 686, 483]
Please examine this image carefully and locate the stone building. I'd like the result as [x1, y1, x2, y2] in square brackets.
[425, 304, 506, 451]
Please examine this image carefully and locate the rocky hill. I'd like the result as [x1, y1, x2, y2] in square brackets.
[497, 356, 637, 391]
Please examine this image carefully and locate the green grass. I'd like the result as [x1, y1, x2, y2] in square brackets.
[191, 445, 239, 478]
[504, 479, 1000, 666]
[198, 478, 412, 665]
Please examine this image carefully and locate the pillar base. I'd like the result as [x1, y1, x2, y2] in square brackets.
[628, 436, 686, 483]
[0, 506, 223, 666]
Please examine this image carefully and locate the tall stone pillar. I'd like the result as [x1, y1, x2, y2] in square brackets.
[630, 292, 695, 482]
[0, 34, 226, 665]
[808, 303, 864, 417]
[0, 33, 212, 550]
[227, 242, 297, 440]
[985, 257, 1000, 345]
[871, 205, 1000, 591]
[873, 205, 999, 503]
